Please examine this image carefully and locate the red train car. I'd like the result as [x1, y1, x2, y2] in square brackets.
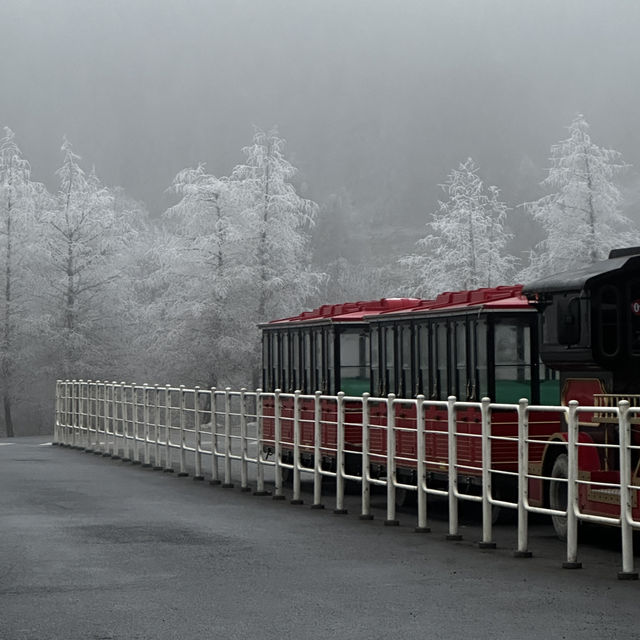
[260, 298, 422, 472]
[261, 248, 640, 537]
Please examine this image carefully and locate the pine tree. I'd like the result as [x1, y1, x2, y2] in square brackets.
[42, 138, 120, 378]
[522, 114, 637, 279]
[400, 158, 515, 298]
[231, 128, 322, 321]
[159, 164, 248, 386]
[0, 128, 35, 436]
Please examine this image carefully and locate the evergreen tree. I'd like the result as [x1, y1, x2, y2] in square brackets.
[522, 114, 637, 279]
[231, 128, 322, 321]
[400, 158, 515, 297]
[42, 139, 123, 378]
[158, 164, 249, 386]
[0, 128, 35, 436]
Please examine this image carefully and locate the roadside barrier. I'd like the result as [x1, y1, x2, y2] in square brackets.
[54, 379, 639, 580]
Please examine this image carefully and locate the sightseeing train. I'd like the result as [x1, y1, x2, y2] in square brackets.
[259, 248, 640, 536]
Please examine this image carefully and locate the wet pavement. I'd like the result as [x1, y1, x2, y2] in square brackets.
[1, 436, 639, 640]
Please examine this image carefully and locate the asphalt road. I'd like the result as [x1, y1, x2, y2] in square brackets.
[2, 435, 639, 640]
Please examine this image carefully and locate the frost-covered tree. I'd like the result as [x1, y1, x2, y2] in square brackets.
[157, 164, 251, 386]
[41, 139, 127, 378]
[0, 128, 36, 436]
[400, 158, 515, 297]
[231, 128, 322, 321]
[522, 114, 637, 279]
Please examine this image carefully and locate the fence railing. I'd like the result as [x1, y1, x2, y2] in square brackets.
[54, 379, 640, 580]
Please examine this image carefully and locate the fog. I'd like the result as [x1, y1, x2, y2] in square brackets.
[3, 0, 640, 232]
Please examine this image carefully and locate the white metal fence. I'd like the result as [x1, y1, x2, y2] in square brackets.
[54, 379, 640, 580]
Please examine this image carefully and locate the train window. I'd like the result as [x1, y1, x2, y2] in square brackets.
[399, 324, 412, 398]
[262, 334, 270, 390]
[494, 321, 532, 402]
[291, 331, 300, 391]
[628, 280, 640, 356]
[436, 322, 448, 399]
[371, 326, 381, 396]
[339, 329, 370, 396]
[385, 327, 396, 395]
[272, 332, 280, 390]
[313, 329, 324, 392]
[303, 331, 312, 393]
[326, 328, 334, 394]
[281, 332, 289, 392]
[598, 285, 620, 357]
[452, 321, 467, 399]
[417, 322, 430, 397]
[475, 319, 488, 399]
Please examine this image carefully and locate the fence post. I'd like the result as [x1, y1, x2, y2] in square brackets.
[222, 387, 234, 488]
[98, 381, 107, 455]
[142, 385, 151, 467]
[563, 401, 582, 569]
[153, 385, 163, 470]
[334, 392, 347, 514]
[446, 396, 462, 540]
[514, 398, 532, 557]
[53, 380, 59, 444]
[163, 385, 173, 473]
[76, 380, 84, 448]
[105, 381, 113, 456]
[290, 390, 303, 504]
[178, 385, 188, 476]
[239, 388, 250, 491]
[70, 380, 78, 448]
[617, 400, 638, 579]
[479, 397, 496, 549]
[272, 389, 284, 499]
[254, 389, 269, 496]
[359, 393, 373, 520]
[385, 393, 399, 526]
[193, 386, 204, 480]
[84, 380, 90, 449]
[121, 382, 131, 462]
[89, 381, 96, 452]
[109, 382, 119, 459]
[311, 390, 324, 509]
[131, 384, 140, 464]
[415, 395, 430, 533]
[209, 387, 220, 485]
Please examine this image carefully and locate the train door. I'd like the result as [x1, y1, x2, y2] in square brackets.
[451, 319, 468, 399]
[338, 328, 370, 396]
[491, 317, 533, 403]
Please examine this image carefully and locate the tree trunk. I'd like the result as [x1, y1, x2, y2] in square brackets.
[2, 188, 13, 437]
[257, 140, 272, 320]
[3, 392, 14, 437]
[584, 154, 598, 262]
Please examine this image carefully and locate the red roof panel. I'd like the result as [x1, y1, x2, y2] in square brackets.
[267, 298, 424, 325]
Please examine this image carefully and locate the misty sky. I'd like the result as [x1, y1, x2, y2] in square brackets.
[2, 0, 640, 225]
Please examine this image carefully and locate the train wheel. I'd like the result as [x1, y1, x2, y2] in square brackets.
[549, 453, 569, 540]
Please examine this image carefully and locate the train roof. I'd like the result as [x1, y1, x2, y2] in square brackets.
[263, 286, 533, 329]
[262, 297, 423, 327]
[368, 285, 530, 320]
[522, 252, 640, 297]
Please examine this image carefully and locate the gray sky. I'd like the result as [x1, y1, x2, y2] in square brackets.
[2, 0, 639, 221]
